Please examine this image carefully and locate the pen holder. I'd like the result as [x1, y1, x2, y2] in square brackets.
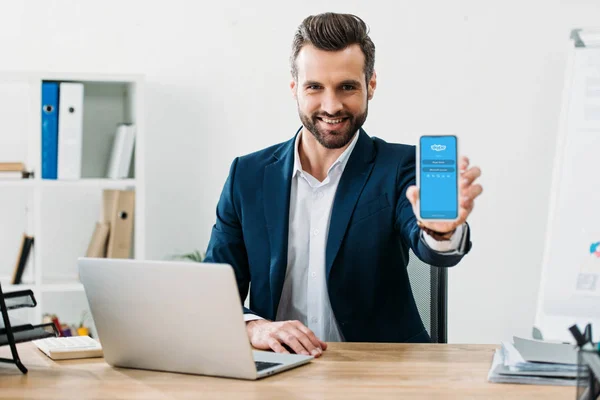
[576, 348, 600, 400]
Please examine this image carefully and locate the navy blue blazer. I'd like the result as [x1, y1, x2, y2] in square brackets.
[204, 129, 471, 343]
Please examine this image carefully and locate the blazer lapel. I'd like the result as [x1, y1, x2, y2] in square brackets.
[326, 130, 377, 280]
[263, 135, 296, 319]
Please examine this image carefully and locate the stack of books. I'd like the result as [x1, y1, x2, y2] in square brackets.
[488, 336, 581, 386]
[0, 162, 31, 180]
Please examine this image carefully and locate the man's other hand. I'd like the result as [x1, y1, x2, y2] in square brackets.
[246, 319, 327, 357]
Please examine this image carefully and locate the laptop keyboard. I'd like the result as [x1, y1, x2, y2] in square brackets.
[255, 361, 283, 371]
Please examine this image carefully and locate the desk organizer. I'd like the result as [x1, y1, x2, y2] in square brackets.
[577, 348, 600, 400]
[0, 283, 58, 373]
[571, 323, 600, 400]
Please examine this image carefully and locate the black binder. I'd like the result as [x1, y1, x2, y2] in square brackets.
[0, 283, 58, 373]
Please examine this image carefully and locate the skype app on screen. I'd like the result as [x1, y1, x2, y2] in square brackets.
[419, 136, 458, 219]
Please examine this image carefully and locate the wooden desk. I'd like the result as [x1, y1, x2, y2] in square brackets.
[0, 342, 572, 399]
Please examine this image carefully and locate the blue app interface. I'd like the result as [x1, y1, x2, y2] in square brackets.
[419, 136, 458, 219]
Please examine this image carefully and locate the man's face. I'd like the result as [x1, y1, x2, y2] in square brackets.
[291, 43, 376, 149]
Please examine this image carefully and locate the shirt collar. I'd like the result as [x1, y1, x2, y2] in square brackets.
[292, 129, 360, 178]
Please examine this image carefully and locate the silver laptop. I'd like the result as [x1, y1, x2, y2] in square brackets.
[77, 257, 313, 380]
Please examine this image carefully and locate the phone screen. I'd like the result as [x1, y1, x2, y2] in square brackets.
[419, 135, 458, 219]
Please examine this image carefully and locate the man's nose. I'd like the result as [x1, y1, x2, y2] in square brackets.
[321, 91, 343, 116]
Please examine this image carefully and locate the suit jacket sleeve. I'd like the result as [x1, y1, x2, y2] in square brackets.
[394, 148, 471, 267]
[203, 158, 261, 317]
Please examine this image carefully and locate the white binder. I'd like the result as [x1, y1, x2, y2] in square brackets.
[57, 82, 84, 180]
[119, 124, 136, 178]
[106, 123, 135, 179]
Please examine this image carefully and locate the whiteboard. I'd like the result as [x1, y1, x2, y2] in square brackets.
[535, 29, 600, 343]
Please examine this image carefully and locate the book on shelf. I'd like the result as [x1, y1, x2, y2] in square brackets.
[103, 189, 135, 258]
[0, 162, 25, 172]
[41, 82, 59, 179]
[0, 162, 32, 180]
[57, 82, 84, 180]
[11, 234, 34, 285]
[85, 221, 110, 258]
[84, 189, 135, 261]
[106, 123, 136, 179]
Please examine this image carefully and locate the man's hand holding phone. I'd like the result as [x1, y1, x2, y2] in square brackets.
[406, 135, 483, 236]
[407, 156, 483, 234]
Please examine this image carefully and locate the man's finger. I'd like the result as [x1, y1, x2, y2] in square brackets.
[459, 202, 474, 222]
[289, 327, 321, 356]
[463, 184, 483, 200]
[267, 337, 289, 354]
[460, 197, 474, 211]
[277, 331, 310, 356]
[293, 322, 323, 351]
[406, 185, 418, 205]
[459, 156, 470, 171]
[460, 167, 481, 188]
[458, 205, 470, 223]
[465, 201, 475, 214]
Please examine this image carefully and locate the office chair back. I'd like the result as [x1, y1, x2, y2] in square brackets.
[406, 250, 448, 343]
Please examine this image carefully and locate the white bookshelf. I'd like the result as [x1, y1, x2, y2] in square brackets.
[0, 71, 145, 336]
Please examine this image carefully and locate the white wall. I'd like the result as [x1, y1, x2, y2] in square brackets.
[1, 0, 598, 343]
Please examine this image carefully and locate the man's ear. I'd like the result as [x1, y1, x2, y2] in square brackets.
[290, 79, 297, 99]
[367, 70, 377, 100]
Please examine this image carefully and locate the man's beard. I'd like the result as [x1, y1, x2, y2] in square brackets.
[299, 104, 368, 149]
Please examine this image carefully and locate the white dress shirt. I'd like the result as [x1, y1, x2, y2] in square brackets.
[245, 131, 467, 342]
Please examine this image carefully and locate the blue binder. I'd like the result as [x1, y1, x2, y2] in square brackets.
[41, 82, 59, 179]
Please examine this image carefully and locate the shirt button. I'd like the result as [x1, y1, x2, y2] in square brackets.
[317, 191, 324, 199]
[311, 317, 318, 323]
[311, 271, 317, 278]
[313, 229, 319, 236]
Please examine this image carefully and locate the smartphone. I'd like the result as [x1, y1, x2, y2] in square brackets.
[416, 135, 459, 222]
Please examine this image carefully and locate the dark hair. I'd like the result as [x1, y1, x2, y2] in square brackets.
[290, 12, 375, 82]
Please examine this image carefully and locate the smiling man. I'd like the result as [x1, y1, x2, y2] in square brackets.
[204, 13, 483, 357]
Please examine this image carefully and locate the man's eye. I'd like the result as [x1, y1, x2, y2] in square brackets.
[342, 85, 355, 91]
[308, 85, 321, 90]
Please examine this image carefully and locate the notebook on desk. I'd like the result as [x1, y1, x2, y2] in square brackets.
[77, 257, 313, 380]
